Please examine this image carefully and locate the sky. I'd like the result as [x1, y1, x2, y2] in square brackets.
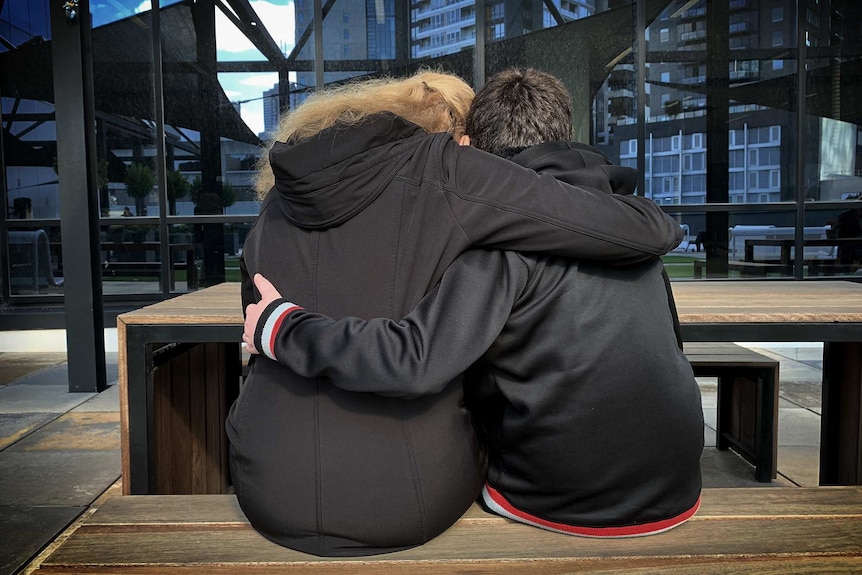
[103, 0, 296, 134]
[214, 0, 296, 136]
[93, 0, 296, 137]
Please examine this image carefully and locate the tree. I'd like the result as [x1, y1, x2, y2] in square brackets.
[220, 181, 236, 211]
[124, 163, 155, 216]
[166, 170, 190, 215]
[189, 176, 236, 214]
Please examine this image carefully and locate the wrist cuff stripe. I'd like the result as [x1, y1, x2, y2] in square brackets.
[261, 301, 301, 361]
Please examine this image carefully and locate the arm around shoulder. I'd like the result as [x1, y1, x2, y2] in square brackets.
[444, 143, 681, 263]
[257, 250, 528, 397]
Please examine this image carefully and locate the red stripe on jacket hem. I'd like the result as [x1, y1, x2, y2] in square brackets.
[482, 483, 701, 538]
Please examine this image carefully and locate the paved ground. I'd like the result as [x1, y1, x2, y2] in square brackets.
[0, 344, 823, 575]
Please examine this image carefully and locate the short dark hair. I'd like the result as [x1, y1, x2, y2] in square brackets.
[465, 68, 573, 158]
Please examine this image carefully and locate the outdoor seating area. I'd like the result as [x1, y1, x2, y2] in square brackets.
[0, 338, 840, 573]
[6, 0, 862, 573]
[667, 225, 862, 279]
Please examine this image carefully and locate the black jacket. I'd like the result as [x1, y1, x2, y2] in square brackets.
[252, 140, 702, 536]
[228, 117, 684, 556]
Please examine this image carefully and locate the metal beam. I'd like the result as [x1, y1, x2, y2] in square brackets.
[313, 0, 324, 90]
[474, 0, 485, 88]
[50, 0, 107, 393]
[222, 0, 286, 65]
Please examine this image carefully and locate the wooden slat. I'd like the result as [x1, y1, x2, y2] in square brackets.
[189, 344, 207, 494]
[40, 518, 862, 563]
[153, 360, 168, 494]
[204, 343, 223, 493]
[37, 517, 862, 573]
[169, 350, 191, 494]
[36, 488, 862, 574]
[32, 556, 862, 575]
[684, 343, 780, 368]
[77, 488, 862, 526]
[684, 342, 771, 355]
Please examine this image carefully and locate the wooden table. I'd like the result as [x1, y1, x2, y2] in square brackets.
[118, 280, 862, 494]
[743, 237, 862, 273]
[118, 284, 241, 495]
[102, 242, 198, 289]
[674, 280, 862, 485]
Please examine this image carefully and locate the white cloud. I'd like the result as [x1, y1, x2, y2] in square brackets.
[251, 1, 296, 53]
[241, 100, 265, 136]
[240, 74, 280, 88]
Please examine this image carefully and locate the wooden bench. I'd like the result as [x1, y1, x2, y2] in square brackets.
[692, 258, 857, 278]
[102, 242, 198, 288]
[685, 342, 779, 482]
[692, 259, 792, 278]
[34, 487, 862, 573]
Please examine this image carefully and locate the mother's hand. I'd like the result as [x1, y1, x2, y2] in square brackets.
[243, 273, 283, 354]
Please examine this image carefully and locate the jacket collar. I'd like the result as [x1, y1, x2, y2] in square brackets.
[511, 141, 638, 196]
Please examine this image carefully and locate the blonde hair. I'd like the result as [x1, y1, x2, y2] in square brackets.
[253, 70, 474, 198]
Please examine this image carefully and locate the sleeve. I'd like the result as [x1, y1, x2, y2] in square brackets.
[239, 255, 254, 317]
[443, 143, 682, 264]
[252, 250, 527, 398]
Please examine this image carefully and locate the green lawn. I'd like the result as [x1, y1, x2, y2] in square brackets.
[661, 253, 701, 279]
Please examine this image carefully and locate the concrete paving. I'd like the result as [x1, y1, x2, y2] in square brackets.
[0, 354, 120, 575]
[0, 343, 824, 575]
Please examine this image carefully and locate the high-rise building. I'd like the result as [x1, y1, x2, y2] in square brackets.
[602, 0, 862, 205]
[289, 0, 396, 108]
[262, 85, 280, 136]
[410, 0, 589, 59]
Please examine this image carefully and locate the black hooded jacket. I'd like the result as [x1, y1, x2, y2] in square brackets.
[227, 116, 684, 556]
[249, 140, 703, 537]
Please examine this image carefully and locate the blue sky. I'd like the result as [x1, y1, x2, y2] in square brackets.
[91, 0, 295, 136]
[214, 0, 296, 136]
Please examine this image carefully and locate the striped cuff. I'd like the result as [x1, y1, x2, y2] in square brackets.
[254, 299, 303, 361]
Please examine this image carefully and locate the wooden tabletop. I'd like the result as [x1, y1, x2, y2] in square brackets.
[672, 280, 862, 324]
[118, 282, 241, 326]
[118, 280, 862, 328]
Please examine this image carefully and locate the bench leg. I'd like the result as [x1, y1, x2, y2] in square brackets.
[754, 367, 778, 482]
[715, 368, 778, 482]
[820, 342, 862, 485]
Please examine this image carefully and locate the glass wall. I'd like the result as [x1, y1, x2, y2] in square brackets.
[1, 0, 63, 299]
[3, 0, 862, 317]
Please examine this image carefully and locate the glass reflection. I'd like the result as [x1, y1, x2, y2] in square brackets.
[6, 227, 64, 295]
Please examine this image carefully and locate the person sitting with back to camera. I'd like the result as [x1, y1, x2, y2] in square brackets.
[229, 69, 684, 557]
[243, 68, 704, 538]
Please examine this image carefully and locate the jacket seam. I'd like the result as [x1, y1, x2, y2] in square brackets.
[389, 193, 405, 318]
[390, 174, 474, 244]
[402, 409, 428, 542]
[314, 379, 324, 555]
[311, 231, 323, 554]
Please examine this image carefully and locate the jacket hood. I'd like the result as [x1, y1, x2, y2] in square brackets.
[268, 113, 427, 229]
[510, 141, 638, 196]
